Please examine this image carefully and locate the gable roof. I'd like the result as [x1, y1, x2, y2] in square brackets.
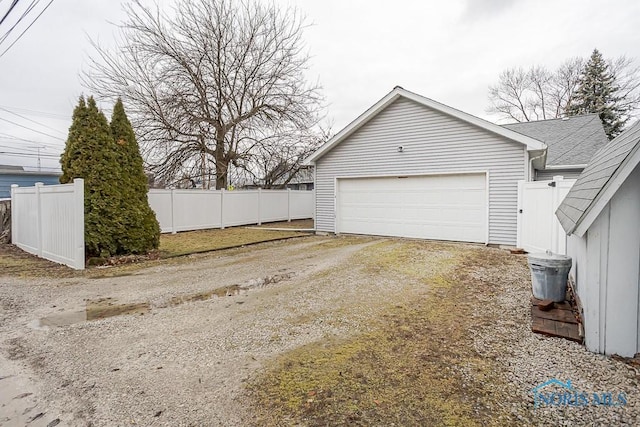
[556, 120, 640, 236]
[305, 87, 546, 164]
[503, 114, 608, 168]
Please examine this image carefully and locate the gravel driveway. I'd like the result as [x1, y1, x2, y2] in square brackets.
[1, 235, 639, 426]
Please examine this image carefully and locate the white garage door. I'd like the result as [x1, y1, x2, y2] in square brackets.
[337, 173, 487, 243]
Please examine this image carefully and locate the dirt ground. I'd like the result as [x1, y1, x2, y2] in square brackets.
[1, 235, 638, 426]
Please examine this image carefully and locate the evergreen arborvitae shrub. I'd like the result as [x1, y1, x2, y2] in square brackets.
[110, 98, 160, 254]
[60, 96, 123, 258]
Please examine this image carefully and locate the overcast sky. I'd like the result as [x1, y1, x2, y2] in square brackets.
[1, 0, 639, 171]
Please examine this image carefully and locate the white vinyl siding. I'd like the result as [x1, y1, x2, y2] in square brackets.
[315, 98, 526, 245]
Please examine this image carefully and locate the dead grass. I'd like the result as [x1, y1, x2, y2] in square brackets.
[247, 242, 514, 426]
[0, 226, 311, 278]
[254, 219, 314, 229]
[0, 244, 75, 278]
[158, 227, 307, 257]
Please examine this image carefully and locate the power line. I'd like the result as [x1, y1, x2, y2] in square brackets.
[0, 143, 46, 152]
[0, 104, 68, 120]
[0, 0, 55, 59]
[0, 0, 38, 45]
[0, 106, 65, 136]
[0, 0, 20, 27]
[0, 151, 60, 158]
[0, 134, 65, 151]
[0, 115, 64, 140]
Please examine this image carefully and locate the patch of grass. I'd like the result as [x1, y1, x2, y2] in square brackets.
[159, 227, 307, 257]
[0, 244, 75, 278]
[248, 242, 511, 426]
[0, 227, 311, 278]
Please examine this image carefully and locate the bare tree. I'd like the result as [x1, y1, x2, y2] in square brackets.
[611, 55, 640, 115]
[488, 58, 584, 122]
[488, 55, 640, 123]
[83, 0, 323, 189]
[231, 123, 330, 188]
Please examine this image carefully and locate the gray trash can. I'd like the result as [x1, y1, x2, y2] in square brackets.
[528, 252, 572, 302]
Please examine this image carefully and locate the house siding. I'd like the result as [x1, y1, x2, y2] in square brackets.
[535, 168, 582, 181]
[567, 163, 640, 357]
[315, 98, 526, 245]
[0, 173, 61, 199]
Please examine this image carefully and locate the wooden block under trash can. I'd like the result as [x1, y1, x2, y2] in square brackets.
[537, 299, 555, 311]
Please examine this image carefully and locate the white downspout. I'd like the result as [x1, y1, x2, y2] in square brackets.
[529, 152, 546, 181]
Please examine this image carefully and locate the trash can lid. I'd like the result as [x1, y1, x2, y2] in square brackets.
[528, 252, 572, 268]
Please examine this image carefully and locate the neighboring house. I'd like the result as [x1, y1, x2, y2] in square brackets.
[305, 86, 548, 245]
[238, 166, 314, 190]
[503, 114, 608, 180]
[274, 166, 314, 190]
[556, 121, 640, 357]
[0, 165, 61, 199]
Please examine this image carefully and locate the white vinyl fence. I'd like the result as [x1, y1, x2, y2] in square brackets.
[517, 176, 575, 255]
[148, 188, 314, 233]
[11, 179, 85, 270]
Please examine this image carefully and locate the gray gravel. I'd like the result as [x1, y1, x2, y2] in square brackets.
[1, 236, 639, 426]
[467, 253, 640, 426]
[0, 236, 395, 426]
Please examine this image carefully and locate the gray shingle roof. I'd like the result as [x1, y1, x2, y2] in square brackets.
[503, 114, 608, 166]
[556, 121, 640, 235]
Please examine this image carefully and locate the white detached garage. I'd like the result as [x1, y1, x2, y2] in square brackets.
[306, 87, 547, 245]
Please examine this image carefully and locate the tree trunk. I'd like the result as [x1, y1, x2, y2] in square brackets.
[215, 131, 227, 190]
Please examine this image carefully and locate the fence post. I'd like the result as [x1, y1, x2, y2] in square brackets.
[551, 176, 564, 254]
[34, 182, 43, 256]
[257, 188, 262, 225]
[220, 188, 225, 229]
[10, 184, 18, 244]
[287, 188, 291, 222]
[170, 188, 176, 234]
[73, 179, 85, 270]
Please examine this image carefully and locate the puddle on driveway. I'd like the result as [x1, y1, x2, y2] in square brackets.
[169, 285, 241, 306]
[86, 298, 150, 320]
[35, 299, 150, 329]
[33, 272, 295, 329]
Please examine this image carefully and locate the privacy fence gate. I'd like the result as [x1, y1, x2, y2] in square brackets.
[517, 177, 575, 255]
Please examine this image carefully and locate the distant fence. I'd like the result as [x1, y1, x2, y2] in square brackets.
[11, 179, 85, 270]
[148, 188, 314, 233]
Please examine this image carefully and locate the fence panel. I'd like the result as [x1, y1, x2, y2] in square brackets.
[173, 190, 222, 232]
[148, 188, 314, 233]
[147, 190, 173, 233]
[11, 179, 84, 270]
[222, 190, 260, 227]
[259, 190, 289, 223]
[11, 186, 39, 253]
[290, 190, 314, 220]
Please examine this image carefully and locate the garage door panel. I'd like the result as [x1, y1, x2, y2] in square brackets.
[337, 174, 487, 243]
